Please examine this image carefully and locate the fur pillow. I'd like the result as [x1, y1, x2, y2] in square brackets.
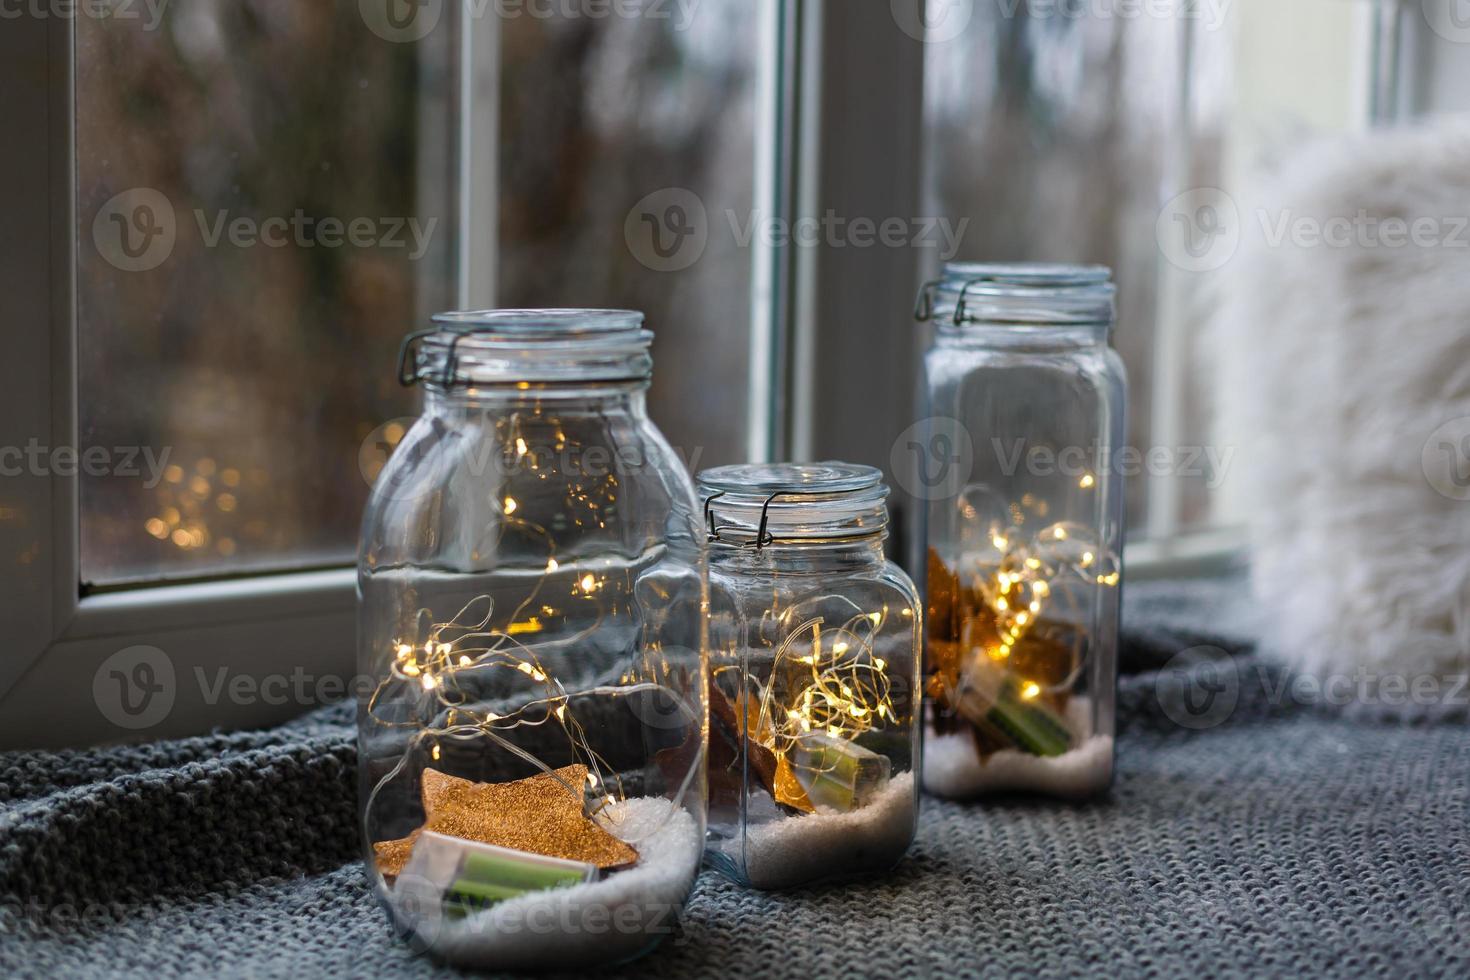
[1208, 118, 1470, 709]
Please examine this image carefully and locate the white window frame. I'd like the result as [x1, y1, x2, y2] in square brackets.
[0, 15, 367, 747]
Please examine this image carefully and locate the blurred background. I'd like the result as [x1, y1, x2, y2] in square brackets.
[75, 0, 1466, 586]
[78, 0, 760, 584]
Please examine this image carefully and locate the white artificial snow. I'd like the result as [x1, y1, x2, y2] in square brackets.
[922, 698, 1113, 799]
[922, 731, 1113, 799]
[397, 797, 701, 971]
[727, 772, 917, 890]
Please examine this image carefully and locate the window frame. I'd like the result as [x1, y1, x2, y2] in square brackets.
[0, 15, 361, 747]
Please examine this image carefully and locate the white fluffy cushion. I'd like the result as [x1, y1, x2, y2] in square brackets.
[1210, 118, 1470, 696]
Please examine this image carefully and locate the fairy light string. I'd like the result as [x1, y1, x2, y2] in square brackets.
[365, 410, 700, 849]
[716, 600, 899, 787]
[943, 475, 1121, 721]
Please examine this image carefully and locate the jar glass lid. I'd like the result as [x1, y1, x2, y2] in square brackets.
[918, 262, 1116, 327]
[399, 309, 654, 388]
[697, 462, 890, 547]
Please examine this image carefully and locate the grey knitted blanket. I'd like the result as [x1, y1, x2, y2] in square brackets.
[2, 576, 1466, 978]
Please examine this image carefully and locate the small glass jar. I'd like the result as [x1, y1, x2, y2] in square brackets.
[357, 309, 707, 970]
[913, 264, 1125, 799]
[698, 462, 921, 890]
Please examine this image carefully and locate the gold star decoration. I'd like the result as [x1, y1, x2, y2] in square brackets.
[374, 764, 639, 879]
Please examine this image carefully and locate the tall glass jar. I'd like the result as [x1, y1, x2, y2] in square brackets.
[357, 310, 707, 970]
[913, 264, 1125, 799]
[699, 462, 921, 890]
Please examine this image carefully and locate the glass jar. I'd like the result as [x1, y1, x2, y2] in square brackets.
[913, 264, 1125, 799]
[357, 309, 707, 970]
[698, 462, 921, 890]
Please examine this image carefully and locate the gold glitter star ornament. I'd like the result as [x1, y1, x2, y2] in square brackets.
[374, 764, 638, 879]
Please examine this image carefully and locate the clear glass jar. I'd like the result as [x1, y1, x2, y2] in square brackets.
[357, 309, 707, 970]
[698, 462, 921, 890]
[913, 264, 1125, 799]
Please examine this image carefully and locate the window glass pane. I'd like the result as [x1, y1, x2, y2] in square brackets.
[78, 2, 764, 586]
[77, 5, 457, 585]
[921, 9, 1179, 537]
[1183, 0, 1388, 530]
[922, 0, 1395, 538]
[495, 3, 759, 470]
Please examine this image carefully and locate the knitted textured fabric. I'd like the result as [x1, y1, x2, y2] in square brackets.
[2, 576, 1467, 978]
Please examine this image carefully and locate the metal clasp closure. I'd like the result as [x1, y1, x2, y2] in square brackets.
[952, 276, 992, 326]
[914, 276, 992, 325]
[914, 280, 941, 322]
[396, 329, 436, 387]
[396, 328, 483, 389]
[704, 488, 831, 552]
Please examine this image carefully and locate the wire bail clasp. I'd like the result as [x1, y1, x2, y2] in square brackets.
[914, 279, 941, 322]
[704, 488, 831, 552]
[396, 328, 487, 389]
[396, 329, 437, 387]
[952, 276, 993, 326]
[916, 276, 993, 325]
